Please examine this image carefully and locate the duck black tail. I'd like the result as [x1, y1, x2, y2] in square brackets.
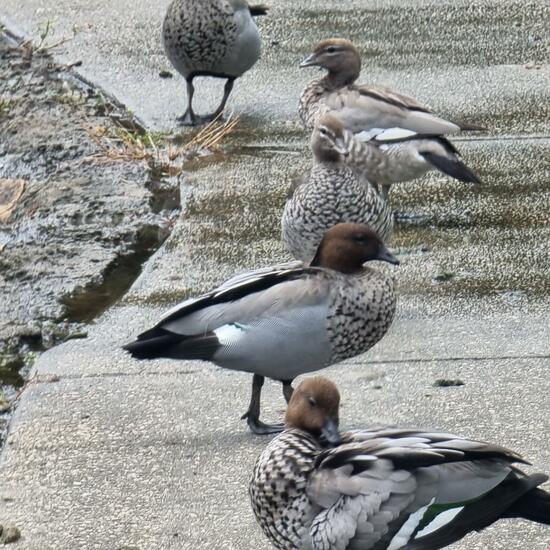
[504, 484, 550, 525]
[123, 329, 220, 361]
[421, 151, 482, 184]
[249, 4, 269, 16]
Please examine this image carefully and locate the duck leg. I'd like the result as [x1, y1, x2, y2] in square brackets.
[176, 78, 200, 126]
[203, 77, 235, 122]
[241, 374, 284, 435]
[282, 379, 294, 404]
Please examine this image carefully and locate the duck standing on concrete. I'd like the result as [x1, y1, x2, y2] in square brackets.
[123, 224, 398, 435]
[162, 0, 268, 125]
[282, 116, 393, 263]
[299, 38, 481, 135]
[250, 377, 550, 549]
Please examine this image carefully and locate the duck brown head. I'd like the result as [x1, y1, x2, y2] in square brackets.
[285, 377, 341, 444]
[300, 39, 361, 88]
[310, 223, 399, 274]
[311, 114, 351, 163]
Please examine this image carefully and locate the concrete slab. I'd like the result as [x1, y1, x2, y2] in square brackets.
[1, 1, 548, 131]
[1, 357, 549, 549]
[1, 0, 550, 548]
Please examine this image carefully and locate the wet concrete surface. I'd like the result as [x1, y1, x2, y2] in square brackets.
[0, 0, 550, 548]
[0, 1, 548, 131]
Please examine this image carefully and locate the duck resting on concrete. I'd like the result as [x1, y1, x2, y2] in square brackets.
[162, 0, 268, 125]
[123, 224, 398, 435]
[250, 376, 550, 549]
[299, 38, 483, 135]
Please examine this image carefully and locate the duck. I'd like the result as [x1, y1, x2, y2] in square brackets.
[282, 116, 393, 263]
[162, 0, 268, 125]
[347, 127, 481, 200]
[299, 38, 482, 135]
[250, 376, 550, 549]
[123, 224, 398, 435]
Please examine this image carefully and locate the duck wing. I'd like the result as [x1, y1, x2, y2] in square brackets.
[306, 427, 528, 549]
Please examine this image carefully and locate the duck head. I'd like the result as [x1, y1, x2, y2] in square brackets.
[300, 39, 361, 87]
[285, 377, 341, 445]
[310, 223, 399, 274]
[311, 115, 350, 163]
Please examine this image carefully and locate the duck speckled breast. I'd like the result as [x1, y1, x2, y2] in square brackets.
[327, 268, 396, 363]
[282, 164, 393, 263]
[299, 78, 328, 129]
[163, 0, 238, 75]
[249, 430, 319, 550]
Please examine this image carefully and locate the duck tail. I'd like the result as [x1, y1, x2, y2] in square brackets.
[123, 329, 220, 361]
[505, 479, 550, 526]
[249, 4, 269, 16]
[420, 151, 482, 184]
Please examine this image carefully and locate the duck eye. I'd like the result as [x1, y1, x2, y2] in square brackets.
[308, 397, 317, 407]
[319, 127, 327, 135]
[326, 46, 337, 54]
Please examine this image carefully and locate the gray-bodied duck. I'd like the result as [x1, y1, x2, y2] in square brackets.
[124, 224, 398, 435]
[162, 0, 268, 125]
[250, 377, 550, 549]
[299, 38, 481, 135]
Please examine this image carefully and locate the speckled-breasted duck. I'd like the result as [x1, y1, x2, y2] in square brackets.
[282, 116, 393, 263]
[299, 39, 482, 135]
[250, 377, 550, 549]
[347, 127, 481, 200]
[162, 0, 268, 125]
[124, 224, 398, 435]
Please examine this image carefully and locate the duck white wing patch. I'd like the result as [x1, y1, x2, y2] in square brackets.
[373, 128, 418, 141]
[415, 506, 464, 537]
[353, 129, 384, 141]
[387, 500, 434, 550]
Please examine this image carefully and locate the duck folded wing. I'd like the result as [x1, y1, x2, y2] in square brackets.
[326, 86, 462, 136]
[306, 430, 526, 550]
[137, 266, 328, 339]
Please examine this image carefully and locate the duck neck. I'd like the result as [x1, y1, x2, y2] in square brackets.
[310, 247, 363, 274]
[321, 65, 360, 90]
[313, 149, 343, 165]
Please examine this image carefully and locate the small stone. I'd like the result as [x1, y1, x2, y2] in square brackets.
[0, 525, 21, 544]
[432, 271, 455, 283]
[159, 70, 173, 78]
[433, 379, 465, 388]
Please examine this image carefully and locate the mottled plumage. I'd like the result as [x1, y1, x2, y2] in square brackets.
[124, 225, 398, 434]
[250, 378, 550, 550]
[347, 128, 481, 199]
[162, 0, 266, 125]
[299, 39, 481, 135]
[282, 117, 393, 263]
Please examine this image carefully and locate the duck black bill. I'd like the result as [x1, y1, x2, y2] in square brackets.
[321, 418, 341, 445]
[377, 247, 400, 265]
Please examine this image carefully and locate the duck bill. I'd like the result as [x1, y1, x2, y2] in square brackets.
[334, 140, 349, 158]
[321, 418, 342, 445]
[377, 246, 400, 265]
[300, 54, 318, 68]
